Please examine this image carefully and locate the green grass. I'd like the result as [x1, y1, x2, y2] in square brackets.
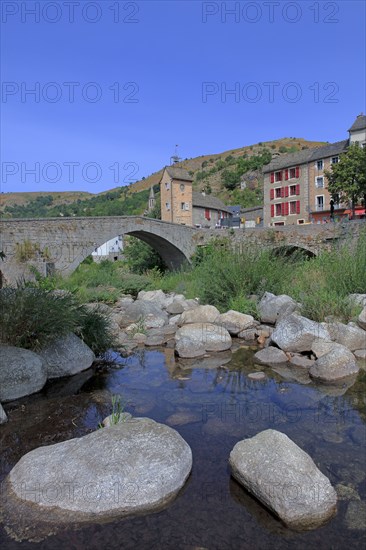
[148, 229, 366, 322]
[0, 283, 116, 354]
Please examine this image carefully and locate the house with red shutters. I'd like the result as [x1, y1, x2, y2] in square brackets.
[263, 114, 366, 226]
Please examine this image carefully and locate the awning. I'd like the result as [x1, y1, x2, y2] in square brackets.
[344, 209, 365, 215]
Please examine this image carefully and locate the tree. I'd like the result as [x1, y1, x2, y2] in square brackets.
[123, 237, 166, 274]
[325, 143, 366, 217]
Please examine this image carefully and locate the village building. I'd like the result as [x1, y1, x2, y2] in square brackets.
[160, 166, 232, 228]
[263, 114, 366, 226]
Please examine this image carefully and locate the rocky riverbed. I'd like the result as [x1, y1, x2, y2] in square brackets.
[0, 290, 365, 547]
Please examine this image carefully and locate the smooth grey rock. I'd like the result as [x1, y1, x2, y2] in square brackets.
[325, 321, 366, 351]
[258, 292, 299, 324]
[5, 418, 192, 520]
[311, 339, 336, 358]
[132, 333, 147, 344]
[0, 346, 47, 402]
[354, 349, 366, 360]
[175, 323, 232, 357]
[145, 335, 166, 347]
[357, 307, 366, 330]
[248, 372, 266, 381]
[229, 429, 337, 530]
[169, 314, 181, 326]
[39, 333, 95, 379]
[217, 310, 255, 335]
[310, 343, 359, 382]
[0, 402, 8, 424]
[121, 301, 168, 328]
[166, 300, 185, 315]
[349, 293, 366, 308]
[137, 289, 175, 309]
[179, 305, 220, 325]
[254, 347, 288, 366]
[183, 298, 200, 310]
[237, 328, 258, 341]
[271, 314, 330, 352]
[289, 355, 315, 369]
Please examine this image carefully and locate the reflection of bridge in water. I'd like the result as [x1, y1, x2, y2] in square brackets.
[0, 216, 363, 284]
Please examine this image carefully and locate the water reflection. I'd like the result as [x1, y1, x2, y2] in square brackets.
[0, 347, 365, 548]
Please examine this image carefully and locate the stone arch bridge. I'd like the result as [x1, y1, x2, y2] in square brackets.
[0, 216, 363, 285]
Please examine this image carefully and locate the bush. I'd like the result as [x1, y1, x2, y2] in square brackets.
[0, 287, 79, 350]
[0, 284, 116, 355]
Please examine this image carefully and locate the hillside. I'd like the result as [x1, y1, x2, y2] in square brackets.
[0, 137, 326, 218]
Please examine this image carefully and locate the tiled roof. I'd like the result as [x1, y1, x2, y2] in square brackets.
[192, 192, 232, 213]
[348, 114, 366, 132]
[263, 140, 349, 172]
[164, 166, 193, 182]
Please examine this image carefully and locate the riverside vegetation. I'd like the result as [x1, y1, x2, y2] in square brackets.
[1, 229, 365, 354]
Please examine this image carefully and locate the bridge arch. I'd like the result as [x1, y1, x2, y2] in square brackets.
[271, 244, 317, 258]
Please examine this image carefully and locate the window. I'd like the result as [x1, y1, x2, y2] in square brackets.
[165, 202, 170, 211]
[275, 203, 282, 216]
[181, 202, 189, 210]
[315, 176, 324, 188]
[289, 185, 297, 196]
[165, 182, 170, 190]
[289, 201, 297, 214]
[297, 219, 305, 225]
[316, 196, 324, 211]
[180, 184, 185, 191]
[317, 160, 323, 170]
[275, 187, 282, 198]
[289, 168, 296, 179]
[331, 156, 339, 164]
[275, 171, 282, 182]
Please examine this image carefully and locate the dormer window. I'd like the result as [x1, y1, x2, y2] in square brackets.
[180, 184, 185, 191]
[317, 160, 323, 170]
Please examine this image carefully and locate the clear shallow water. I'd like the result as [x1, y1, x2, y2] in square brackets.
[0, 346, 365, 549]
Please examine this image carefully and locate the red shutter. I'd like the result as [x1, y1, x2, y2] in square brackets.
[285, 169, 289, 180]
[296, 201, 300, 214]
[271, 205, 274, 217]
[270, 172, 274, 183]
[205, 208, 210, 220]
[295, 184, 300, 195]
[281, 187, 285, 198]
[279, 171, 283, 181]
[281, 202, 285, 216]
[295, 166, 300, 178]
[285, 202, 289, 215]
[270, 189, 274, 200]
[285, 186, 289, 197]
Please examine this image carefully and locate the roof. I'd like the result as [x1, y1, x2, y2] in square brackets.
[164, 166, 193, 182]
[192, 192, 232, 213]
[149, 186, 155, 199]
[263, 140, 349, 172]
[348, 114, 366, 132]
[241, 206, 263, 214]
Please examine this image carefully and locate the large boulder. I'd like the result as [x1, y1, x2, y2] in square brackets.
[258, 292, 299, 324]
[175, 323, 232, 358]
[271, 314, 330, 353]
[121, 301, 168, 329]
[254, 347, 288, 367]
[38, 333, 95, 379]
[137, 289, 173, 309]
[3, 418, 192, 522]
[349, 294, 366, 308]
[309, 343, 359, 382]
[357, 307, 366, 331]
[325, 322, 366, 351]
[217, 310, 255, 335]
[229, 429, 337, 530]
[0, 346, 47, 402]
[179, 305, 220, 325]
[0, 402, 8, 424]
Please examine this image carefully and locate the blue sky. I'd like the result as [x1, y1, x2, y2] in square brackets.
[1, 0, 365, 193]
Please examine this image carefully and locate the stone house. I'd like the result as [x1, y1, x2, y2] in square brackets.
[263, 114, 366, 226]
[160, 166, 231, 228]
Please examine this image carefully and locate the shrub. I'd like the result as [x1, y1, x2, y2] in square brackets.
[75, 304, 116, 354]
